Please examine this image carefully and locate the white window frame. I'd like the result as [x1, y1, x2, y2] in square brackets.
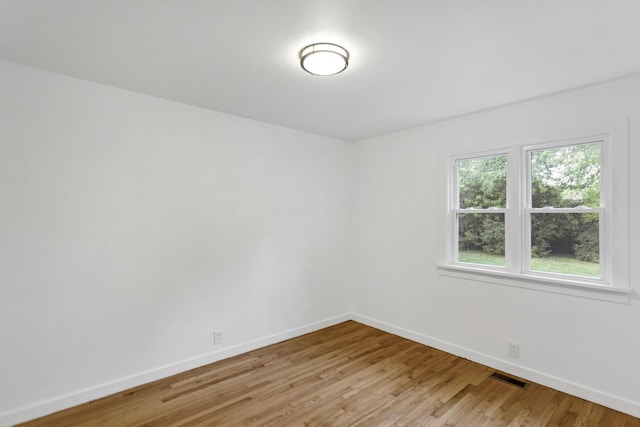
[439, 134, 631, 303]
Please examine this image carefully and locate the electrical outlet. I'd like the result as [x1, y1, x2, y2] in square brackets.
[213, 330, 223, 345]
[508, 341, 520, 358]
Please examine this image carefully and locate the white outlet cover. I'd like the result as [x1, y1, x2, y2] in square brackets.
[508, 342, 520, 358]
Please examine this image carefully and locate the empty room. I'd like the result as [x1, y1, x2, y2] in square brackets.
[1, 1, 640, 426]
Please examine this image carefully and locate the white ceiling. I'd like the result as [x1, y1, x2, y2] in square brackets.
[1, 1, 640, 141]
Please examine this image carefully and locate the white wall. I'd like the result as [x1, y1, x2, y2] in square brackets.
[2, 57, 640, 424]
[0, 61, 352, 424]
[352, 74, 640, 416]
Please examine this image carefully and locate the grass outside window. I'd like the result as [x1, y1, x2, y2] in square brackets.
[458, 250, 599, 277]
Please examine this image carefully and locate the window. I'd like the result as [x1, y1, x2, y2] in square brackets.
[455, 153, 507, 267]
[448, 135, 617, 291]
[526, 142, 602, 279]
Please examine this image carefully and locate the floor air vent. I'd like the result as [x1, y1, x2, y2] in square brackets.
[490, 372, 528, 389]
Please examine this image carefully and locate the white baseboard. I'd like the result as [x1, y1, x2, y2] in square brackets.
[4, 312, 638, 426]
[351, 313, 640, 419]
[0, 313, 351, 427]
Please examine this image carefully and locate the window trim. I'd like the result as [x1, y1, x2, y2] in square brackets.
[437, 263, 631, 304]
[441, 133, 630, 302]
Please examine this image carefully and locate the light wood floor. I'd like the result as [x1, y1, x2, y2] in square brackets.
[20, 321, 640, 426]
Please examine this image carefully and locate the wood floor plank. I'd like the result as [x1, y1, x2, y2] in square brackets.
[17, 321, 640, 426]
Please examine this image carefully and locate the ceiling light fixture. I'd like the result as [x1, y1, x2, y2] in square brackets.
[300, 43, 349, 76]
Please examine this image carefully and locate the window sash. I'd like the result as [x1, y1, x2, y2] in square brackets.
[523, 207, 604, 282]
[523, 139, 605, 283]
[452, 150, 509, 269]
[454, 210, 507, 267]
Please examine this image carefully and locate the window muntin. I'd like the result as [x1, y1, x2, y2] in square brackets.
[452, 138, 607, 285]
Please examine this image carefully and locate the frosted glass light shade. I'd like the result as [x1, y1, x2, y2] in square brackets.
[300, 43, 349, 76]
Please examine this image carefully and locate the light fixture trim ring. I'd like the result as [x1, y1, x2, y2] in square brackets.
[300, 42, 350, 76]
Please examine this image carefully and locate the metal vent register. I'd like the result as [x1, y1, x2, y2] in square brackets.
[490, 372, 529, 389]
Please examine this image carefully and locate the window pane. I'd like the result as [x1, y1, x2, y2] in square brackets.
[458, 213, 505, 266]
[457, 155, 507, 209]
[530, 143, 600, 208]
[530, 213, 599, 277]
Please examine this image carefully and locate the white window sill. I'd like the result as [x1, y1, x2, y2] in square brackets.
[437, 264, 632, 304]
